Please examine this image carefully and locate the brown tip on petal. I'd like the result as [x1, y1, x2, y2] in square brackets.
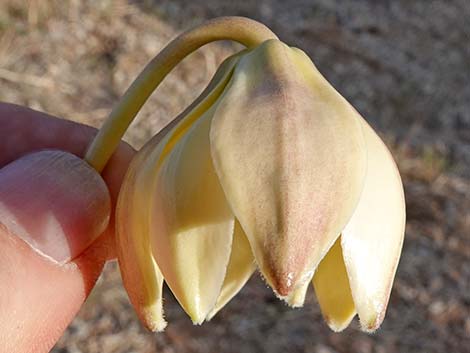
[269, 270, 298, 298]
[359, 309, 386, 333]
[210, 40, 368, 313]
[273, 284, 292, 298]
[263, 251, 310, 298]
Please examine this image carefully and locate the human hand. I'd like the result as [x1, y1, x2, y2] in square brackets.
[0, 103, 135, 352]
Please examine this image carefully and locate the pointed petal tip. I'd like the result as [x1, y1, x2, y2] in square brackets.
[274, 291, 303, 308]
[146, 320, 168, 333]
[358, 307, 385, 333]
[257, 268, 298, 302]
[280, 277, 311, 308]
[360, 325, 378, 334]
[265, 266, 307, 298]
[360, 321, 379, 334]
[190, 316, 205, 326]
[324, 313, 355, 333]
[186, 309, 206, 326]
[140, 307, 167, 332]
[184, 301, 211, 326]
[272, 282, 294, 298]
[283, 299, 305, 309]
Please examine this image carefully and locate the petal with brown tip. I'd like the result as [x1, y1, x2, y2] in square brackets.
[210, 39, 366, 297]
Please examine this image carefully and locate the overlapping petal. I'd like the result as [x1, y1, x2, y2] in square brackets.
[313, 236, 356, 332]
[210, 39, 367, 297]
[150, 107, 235, 324]
[207, 220, 255, 320]
[116, 142, 167, 332]
[341, 118, 406, 332]
[116, 54, 241, 328]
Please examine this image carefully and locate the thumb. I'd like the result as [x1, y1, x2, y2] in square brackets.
[0, 150, 112, 353]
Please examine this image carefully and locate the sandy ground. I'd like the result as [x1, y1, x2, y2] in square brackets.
[0, 1, 469, 352]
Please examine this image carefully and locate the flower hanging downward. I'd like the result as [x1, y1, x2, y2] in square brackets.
[85, 17, 405, 333]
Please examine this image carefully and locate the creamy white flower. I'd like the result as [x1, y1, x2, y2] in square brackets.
[115, 38, 405, 333]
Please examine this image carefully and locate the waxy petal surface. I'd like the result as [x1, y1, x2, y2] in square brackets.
[151, 109, 235, 324]
[116, 55, 239, 329]
[284, 277, 311, 307]
[341, 119, 406, 332]
[210, 40, 366, 297]
[207, 220, 256, 320]
[116, 144, 167, 331]
[313, 237, 356, 332]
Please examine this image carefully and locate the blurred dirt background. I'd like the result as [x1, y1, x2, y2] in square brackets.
[1, 0, 469, 352]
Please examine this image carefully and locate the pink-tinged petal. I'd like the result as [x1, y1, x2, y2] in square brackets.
[284, 276, 311, 308]
[341, 119, 406, 332]
[313, 236, 356, 332]
[210, 40, 366, 297]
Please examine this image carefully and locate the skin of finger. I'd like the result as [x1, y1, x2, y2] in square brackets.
[0, 102, 136, 259]
[0, 225, 110, 353]
[0, 103, 136, 351]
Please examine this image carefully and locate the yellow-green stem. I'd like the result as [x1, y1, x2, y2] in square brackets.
[84, 16, 277, 172]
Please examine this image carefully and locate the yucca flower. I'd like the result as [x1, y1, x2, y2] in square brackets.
[84, 17, 405, 333]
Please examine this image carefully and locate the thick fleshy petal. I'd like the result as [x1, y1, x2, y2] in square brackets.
[207, 220, 256, 320]
[284, 277, 311, 308]
[116, 54, 239, 329]
[312, 237, 356, 332]
[341, 119, 406, 332]
[116, 145, 167, 332]
[151, 109, 235, 324]
[210, 39, 366, 297]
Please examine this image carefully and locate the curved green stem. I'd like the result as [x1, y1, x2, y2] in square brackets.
[84, 16, 278, 172]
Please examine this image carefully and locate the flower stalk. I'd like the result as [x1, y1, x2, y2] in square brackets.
[84, 16, 277, 172]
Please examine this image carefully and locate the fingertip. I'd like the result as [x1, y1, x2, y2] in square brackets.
[0, 150, 111, 264]
[0, 226, 108, 353]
